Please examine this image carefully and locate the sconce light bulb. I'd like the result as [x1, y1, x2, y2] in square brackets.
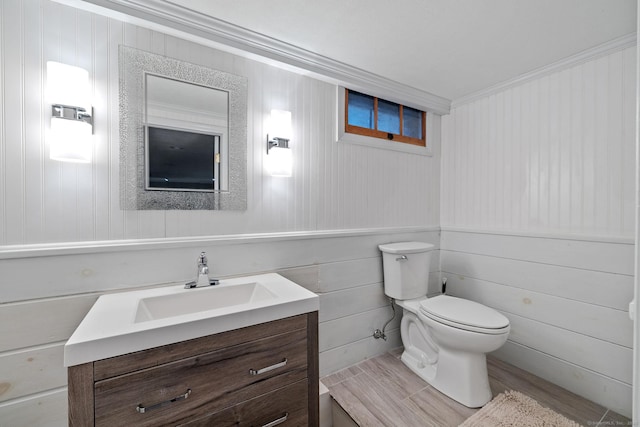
[267, 146, 292, 177]
[49, 119, 92, 163]
[270, 109, 292, 141]
[47, 62, 91, 110]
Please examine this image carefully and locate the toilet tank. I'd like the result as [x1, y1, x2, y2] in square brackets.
[378, 242, 434, 300]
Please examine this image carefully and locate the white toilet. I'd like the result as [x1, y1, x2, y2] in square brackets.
[379, 241, 510, 408]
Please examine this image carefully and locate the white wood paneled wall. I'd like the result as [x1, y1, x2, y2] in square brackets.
[441, 230, 634, 417]
[0, 0, 440, 246]
[0, 228, 439, 425]
[440, 45, 636, 418]
[0, 1, 442, 424]
[2, 0, 635, 425]
[441, 46, 636, 237]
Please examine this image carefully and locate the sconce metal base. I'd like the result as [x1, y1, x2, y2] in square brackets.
[52, 104, 93, 129]
[267, 135, 289, 153]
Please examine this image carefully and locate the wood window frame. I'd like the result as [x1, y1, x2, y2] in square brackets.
[344, 89, 426, 147]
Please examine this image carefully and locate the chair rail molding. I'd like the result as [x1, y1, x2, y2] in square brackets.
[0, 226, 440, 259]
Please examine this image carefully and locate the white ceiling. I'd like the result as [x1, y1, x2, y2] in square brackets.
[166, 0, 637, 101]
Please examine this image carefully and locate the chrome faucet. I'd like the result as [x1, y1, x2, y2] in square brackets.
[184, 252, 219, 289]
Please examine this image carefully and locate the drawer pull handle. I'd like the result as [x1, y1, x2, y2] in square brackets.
[249, 358, 287, 375]
[136, 388, 191, 414]
[261, 412, 289, 427]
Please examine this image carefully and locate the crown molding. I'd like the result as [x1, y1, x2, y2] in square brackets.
[452, 32, 637, 108]
[54, 0, 451, 114]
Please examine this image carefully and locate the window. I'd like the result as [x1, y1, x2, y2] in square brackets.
[345, 89, 426, 147]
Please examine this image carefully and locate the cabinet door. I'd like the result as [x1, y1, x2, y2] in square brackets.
[94, 329, 307, 427]
[180, 379, 308, 427]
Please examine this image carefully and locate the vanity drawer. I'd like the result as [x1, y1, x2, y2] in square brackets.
[179, 379, 309, 427]
[94, 329, 307, 427]
[94, 314, 308, 381]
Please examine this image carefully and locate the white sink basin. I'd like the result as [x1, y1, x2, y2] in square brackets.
[64, 273, 318, 367]
[135, 281, 276, 322]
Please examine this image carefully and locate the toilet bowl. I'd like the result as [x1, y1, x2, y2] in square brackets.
[379, 242, 510, 408]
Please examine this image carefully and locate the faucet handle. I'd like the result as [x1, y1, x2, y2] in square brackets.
[198, 252, 208, 265]
[185, 251, 216, 289]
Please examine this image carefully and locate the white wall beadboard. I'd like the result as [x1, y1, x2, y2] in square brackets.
[1, 0, 636, 425]
[0, 0, 440, 246]
[440, 44, 636, 418]
[441, 46, 636, 237]
[0, 1, 442, 425]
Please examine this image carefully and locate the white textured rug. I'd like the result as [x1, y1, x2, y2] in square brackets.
[459, 391, 582, 427]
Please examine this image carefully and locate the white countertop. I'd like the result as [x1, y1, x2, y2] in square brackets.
[64, 273, 319, 367]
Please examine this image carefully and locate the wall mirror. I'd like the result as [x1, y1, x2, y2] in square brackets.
[145, 75, 228, 193]
[119, 46, 247, 210]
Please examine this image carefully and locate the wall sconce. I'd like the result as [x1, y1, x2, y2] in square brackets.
[47, 61, 93, 163]
[266, 109, 292, 177]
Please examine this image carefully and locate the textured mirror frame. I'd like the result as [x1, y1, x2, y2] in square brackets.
[119, 46, 247, 210]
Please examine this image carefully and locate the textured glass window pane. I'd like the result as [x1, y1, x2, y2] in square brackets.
[347, 91, 374, 129]
[403, 107, 423, 139]
[378, 99, 400, 134]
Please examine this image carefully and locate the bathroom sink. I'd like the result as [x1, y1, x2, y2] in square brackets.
[135, 281, 276, 322]
[64, 273, 318, 367]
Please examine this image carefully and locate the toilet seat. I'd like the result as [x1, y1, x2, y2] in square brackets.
[419, 295, 509, 335]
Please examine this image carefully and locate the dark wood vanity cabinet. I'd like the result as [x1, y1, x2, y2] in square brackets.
[68, 312, 319, 427]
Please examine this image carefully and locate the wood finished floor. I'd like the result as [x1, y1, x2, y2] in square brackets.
[322, 349, 631, 427]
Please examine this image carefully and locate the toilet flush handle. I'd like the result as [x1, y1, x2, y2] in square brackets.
[396, 255, 408, 261]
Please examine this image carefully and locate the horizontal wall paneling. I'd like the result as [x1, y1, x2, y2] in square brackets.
[0, 344, 66, 403]
[0, 388, 67, 427]
[0, 295, 98, 351]
[0, 228, 438, 424]
[319, 329, 402, 377]
[493, 341, 631, 418]
[504, 313, 631, 384]
[441, 229, 633, 417]
[319, 306, 401, 353]
[446, 275, 632, 348]
[440, 251, 632, 310]
[1, 229, 439, 303]
[442, 230, 634, 275]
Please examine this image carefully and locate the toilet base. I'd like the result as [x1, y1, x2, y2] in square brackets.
[401, 347, 492, 408]
[395, 298, 508, 409]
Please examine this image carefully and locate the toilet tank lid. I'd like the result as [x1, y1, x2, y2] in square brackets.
[378, 241, 434, 254]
